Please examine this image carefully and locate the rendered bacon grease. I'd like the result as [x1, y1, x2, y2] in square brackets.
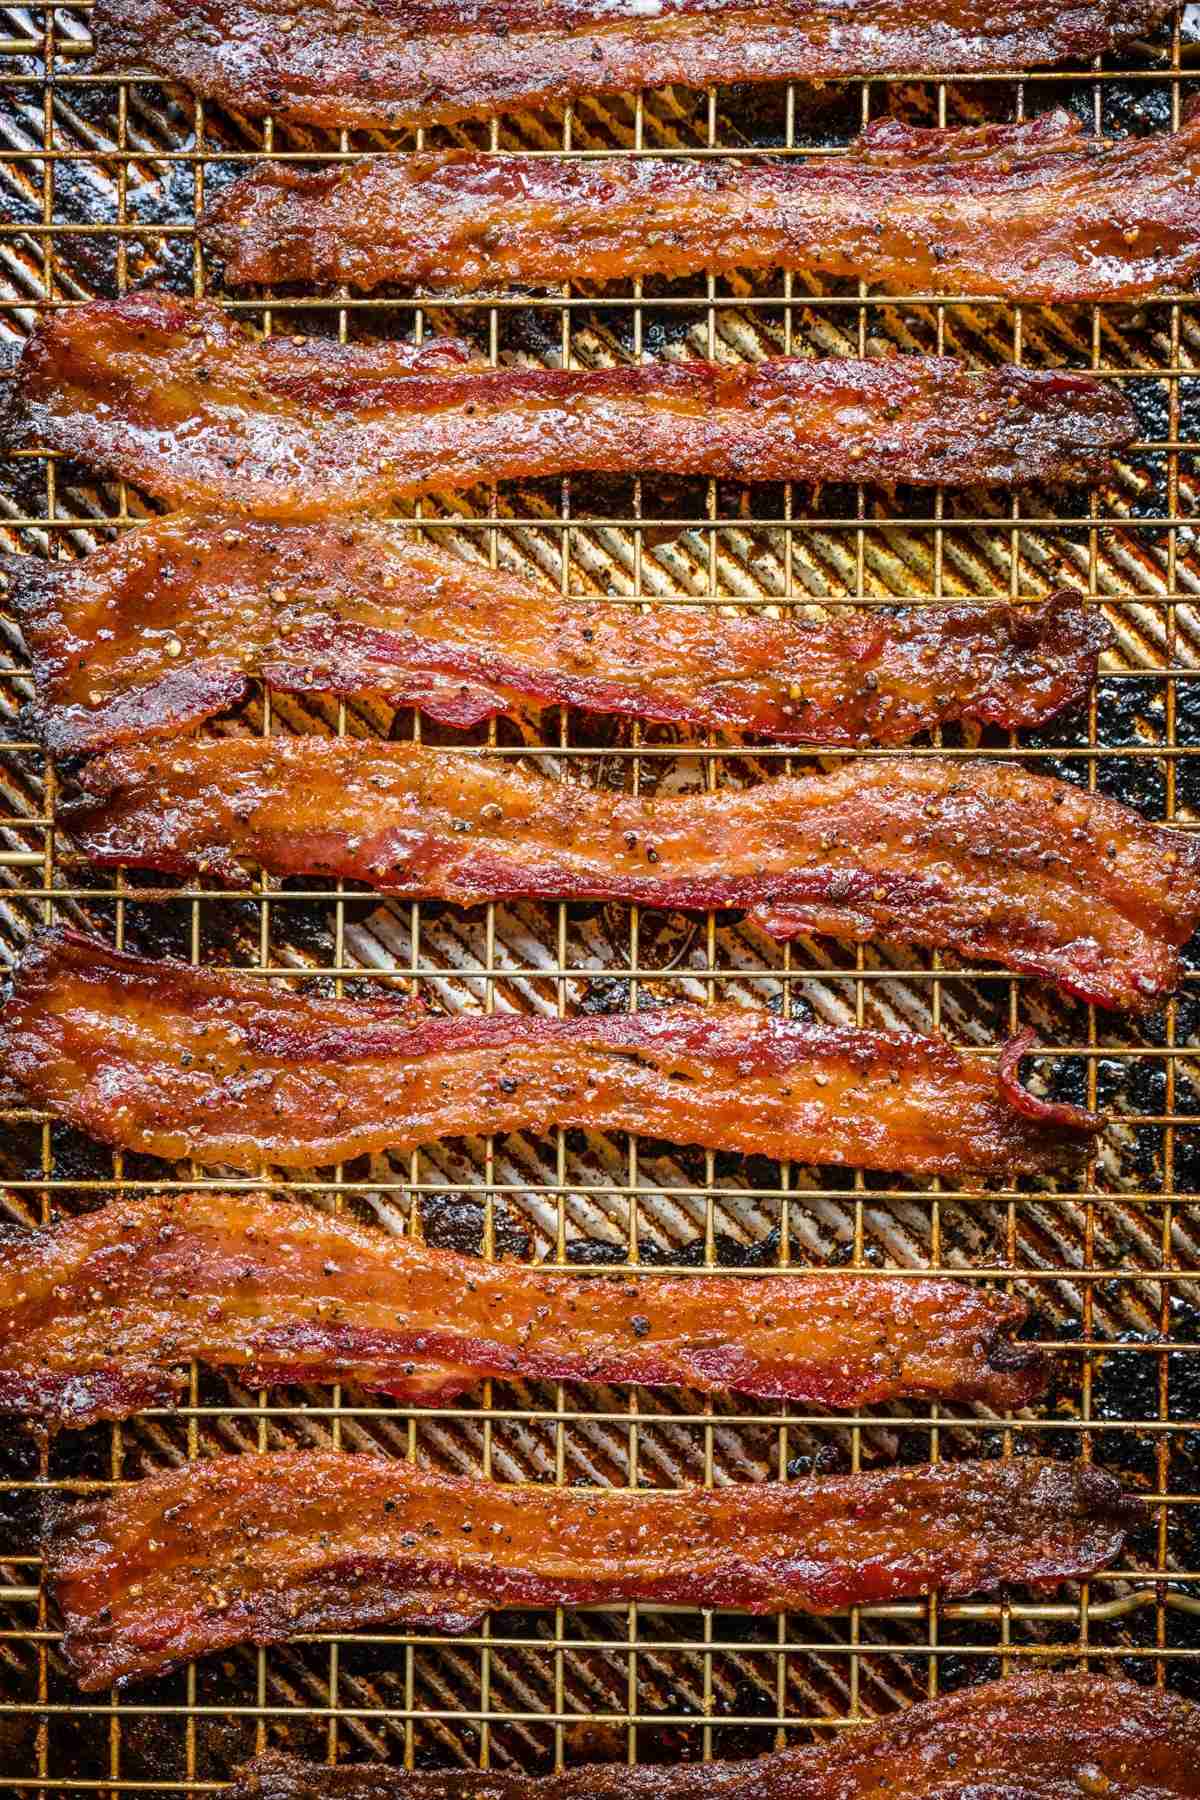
[0, 930, 1099, 1178]
[45, 1451, 1132, 1688]
[90, 0, 1175, 131]
[228, 1673, 1200, 1800]
[0, 1189, 1050, 1430]
[204, 109, 1200, 303]
[0, 513, 1110, 756]
[3, 293, 1137, 516]
[63, 741, 1200, 1012]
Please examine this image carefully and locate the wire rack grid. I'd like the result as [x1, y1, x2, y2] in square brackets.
[1, 2, 1200, 1792]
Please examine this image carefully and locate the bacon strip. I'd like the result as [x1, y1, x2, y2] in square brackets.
[229, 1673, 1200, 1800]
[204, 110, 1200, 303]
[2, 293, 1137, 516]
[89, 0, 1175, 132]
[0, 930, 1098, 1178]
[0, 1189, 1049, 1431]
[63, 741, 1200, 1013]
[0, 513, 1110, 757]
[44, 1451, 1133, 1689]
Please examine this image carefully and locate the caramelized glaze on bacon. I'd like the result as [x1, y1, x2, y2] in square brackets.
[63, 741, 1200, 1012]
[204, 109, 1200, 303]
[0, 1189, 1049, 1430]
[0, 513, 1110, 756]
[0, 930, 1098, 1178]
[45, 1451, 1133, 1689]
[229, 1673, 1200, 1800]
[2, 293, 1137, 516]
[89, 0, 1175, 132]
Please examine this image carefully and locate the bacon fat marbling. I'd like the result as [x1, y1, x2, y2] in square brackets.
[229, 1674, 1200, 1800]
[0, 513, 1109, 756]
[2, 293, 1137, 516]
[0, 930, 1098, 1178]
[90, 0, 1175, 131]
[0, 1189, 1049, 1430]
[204, 110, 1200, 303]
[63, 741, 1200, 1012]
[45, 1451, 1132, 1688]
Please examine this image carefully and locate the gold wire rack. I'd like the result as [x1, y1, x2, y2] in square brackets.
[2, 2, 1200, 1792]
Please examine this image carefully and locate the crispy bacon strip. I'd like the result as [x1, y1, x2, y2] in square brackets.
[204, 110, 1200, 303]
[63, 741, 1200, 1012]
[44, 1451, 1133, 1689]
[0, 513, 1110, 756]
[89, 0, 1175, 131]
[1, 293, 1137, 516]
[229, 1673, 1200, 1800]
[0, 929, 1098, 1178]
[0, 1189, 1049, 1430]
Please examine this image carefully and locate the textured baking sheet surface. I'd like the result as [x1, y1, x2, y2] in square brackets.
[1, 3, 1200, 1788]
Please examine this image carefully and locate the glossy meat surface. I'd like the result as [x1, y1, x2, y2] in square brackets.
[45, 1451, 1132, 1688]
[0, 513, 1109, 755]
[229, 1673, 1200, 1800]
[2, 292, 1137, 515]
[0, 930, 1098, 1178]
[65, 741, 1200, 1012]
[0, 1189, 1049, 1430]
[204, 109, 1200, 303]
[90, 0, 1174, 130]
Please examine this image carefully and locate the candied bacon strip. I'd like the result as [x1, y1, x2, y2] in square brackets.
[0, 512, 1110, 756]
[63, 740, 1200, 1012]
[229, 1673, 1200, 1800]
[0, 1189, 1050, 1431]
[44, 1450, 1133, 1689]
[0, 929, 1098, 1178]
[89, 0, 1175, 132]
[1, 292, 1137, 516]
[204, 109, 1200, 303]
